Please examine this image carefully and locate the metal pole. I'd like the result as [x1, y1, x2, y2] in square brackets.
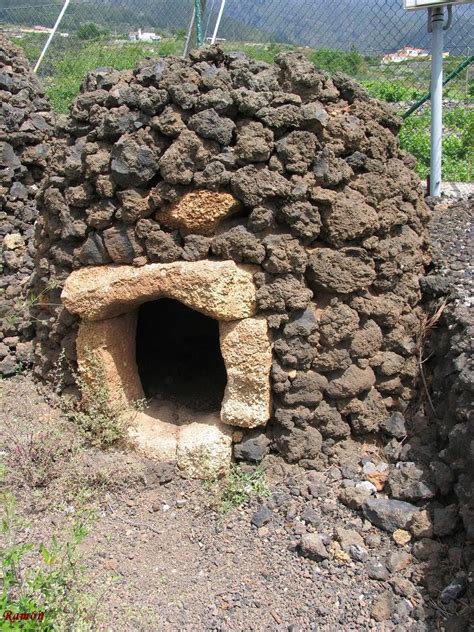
[194, 0, 204, 48]
[182, 7, 196, 58]
[429, 7, 445, 197]
[210, 0, 226, 45]
[33, 0, 71, 73]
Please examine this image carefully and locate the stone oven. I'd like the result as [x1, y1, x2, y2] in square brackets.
[33, 47, 430, 477]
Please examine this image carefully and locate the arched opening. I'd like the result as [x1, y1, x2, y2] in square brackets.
[136, 298, 227, 412]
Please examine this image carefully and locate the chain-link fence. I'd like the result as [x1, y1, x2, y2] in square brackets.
[1, 0, 473, 179]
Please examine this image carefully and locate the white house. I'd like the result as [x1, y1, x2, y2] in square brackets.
[129, 28, 161, 43]
[382, 46, 430, 63]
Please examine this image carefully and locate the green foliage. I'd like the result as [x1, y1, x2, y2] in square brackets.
[1, 494, 95, 630]
[364, 80, 424, 103]
[218, 465, 270, 515]
[41, 40, 183, 112]
[400, 107, 473, 182]
[309, 47, 367, 75]
[232, 42, 293, 64]
[76, 22, 109, 41]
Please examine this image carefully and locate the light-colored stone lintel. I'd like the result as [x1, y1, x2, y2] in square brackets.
[61, 260, 258, 322]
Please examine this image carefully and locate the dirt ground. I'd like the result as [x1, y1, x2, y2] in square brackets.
[0, 375, 471, 631]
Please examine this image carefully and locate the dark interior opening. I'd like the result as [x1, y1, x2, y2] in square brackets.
[136, 298, 227, 412]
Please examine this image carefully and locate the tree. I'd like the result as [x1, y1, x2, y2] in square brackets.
[76, 22, 108, 41]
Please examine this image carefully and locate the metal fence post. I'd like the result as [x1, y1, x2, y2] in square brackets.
[33, 0, 71, 73]
[429, 7, 446, 197]
[210, 0, 226, 44]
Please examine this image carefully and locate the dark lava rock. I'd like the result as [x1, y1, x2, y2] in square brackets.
[251, 505, 273, 528]
[234, 430, 271, 463]
[440, 574, 467, 604]
[433, 504, 459, 537]
[188, 108, 236, 145]
[381, 411, 407, 439]
[388, 462, 437, 501]
[366, 559, 390, 581]
[363, 497, 419, 532]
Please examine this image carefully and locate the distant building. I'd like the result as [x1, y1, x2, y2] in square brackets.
[205, 37, 226, 43]
[382, 46, 429, 63]
[129, 28, 161, 43]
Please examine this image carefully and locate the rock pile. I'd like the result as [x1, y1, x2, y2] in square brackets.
[33, 46, 430, 462]
[423, 196, 473, 539]
[0, 36, 54, 375]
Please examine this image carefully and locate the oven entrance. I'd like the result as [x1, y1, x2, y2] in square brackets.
[136, 298, 227, 413]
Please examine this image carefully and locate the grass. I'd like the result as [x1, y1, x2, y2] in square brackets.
[399, 107, 474, 182]
[45, 39, 183, 112]
[1, 493, 99, 630]
[204, 465, 270, 516]
[13, 33, 474, 180]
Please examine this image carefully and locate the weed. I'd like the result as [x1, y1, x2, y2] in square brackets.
[218, 465, 270, 515]
[4, 417, 79, 489]
[0, 493, 99, 630]
[69, 349, 145, 448]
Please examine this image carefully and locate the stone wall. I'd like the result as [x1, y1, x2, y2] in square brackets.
[0, 36, 54, 375]
[33, 47, 430, 463]
[422, 197, 473, 539]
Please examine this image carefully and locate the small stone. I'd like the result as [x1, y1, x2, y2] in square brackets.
[389, 577, 417, 598]
[299, 533, 329, 561]
[104, 559, 119, 571]
[234, 430, 271, 463]
[339, 487, 371, 510]
[393, 529, 411, 545]
[366, 470, 389, 492]
[412, 538, 444, 561]
[389, 462, 437, 501]
[386, 550, 412, 572]
[328, 541, 351, 563]
[334, 526, 364, 551]
[408, 510, 433, 539]
[367, 559, 389, 581]
[356, 481, 377, 494]
[433, 504, 459, 537]
[365, 533, 382, 548]
[349, 544, 369, 562]
[371, 591, 395, 622]
[440, 574, 467, 604]
[251, 505, 273, 528]
[301, 506, 320, 526]
[381, 411, 407, 438]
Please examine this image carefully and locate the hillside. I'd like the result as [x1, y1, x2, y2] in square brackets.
[0, 0, 472, 54]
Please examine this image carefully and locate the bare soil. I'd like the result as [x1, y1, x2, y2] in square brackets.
[1, 375, 470, 631]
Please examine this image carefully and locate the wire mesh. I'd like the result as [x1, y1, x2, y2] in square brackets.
[1, 1, 472, 111]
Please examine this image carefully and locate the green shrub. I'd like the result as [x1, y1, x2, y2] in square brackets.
[76, 23, 109, 41]
[309, 47, 367, 75]
[400, 107, 473, 181]
[1, 494, 97, 630]
[364, 80, 423, 103]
